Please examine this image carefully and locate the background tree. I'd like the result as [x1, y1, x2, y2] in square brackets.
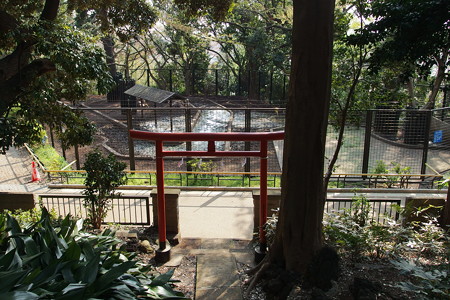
[71, 0, 157, 78]
[204, 0, 292, 99]
[349, 0, 450, 109]
[0, 0, 113, 153]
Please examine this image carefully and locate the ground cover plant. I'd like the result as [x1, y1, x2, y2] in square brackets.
[0, 208, 187, 299]
[255, 196, 450, 299]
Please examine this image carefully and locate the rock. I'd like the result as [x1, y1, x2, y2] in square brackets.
[350, 277, 382, 300]
[138, 240, 154, 254]
[304, 246, 340, 291]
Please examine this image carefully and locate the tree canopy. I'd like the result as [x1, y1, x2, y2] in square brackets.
[349, 0, 450, 108]
[0, 0, 156, 153]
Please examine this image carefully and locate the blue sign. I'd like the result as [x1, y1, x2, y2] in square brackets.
[433, 130, 443, 143]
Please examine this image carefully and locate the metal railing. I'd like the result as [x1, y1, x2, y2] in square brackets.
[39, 194, 151, 226]
[325, 198, 401, 225]
[44, 170, 443, 189]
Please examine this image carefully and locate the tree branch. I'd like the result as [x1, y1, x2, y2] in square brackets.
[40, 0, 61, 21]
[0, 58, 56, 114]
[0, 10, 18, 34]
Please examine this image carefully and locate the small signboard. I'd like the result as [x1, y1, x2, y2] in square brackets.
[433, 130, 443, 143]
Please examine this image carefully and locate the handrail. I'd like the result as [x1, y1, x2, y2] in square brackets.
[44, 169, 443, 178]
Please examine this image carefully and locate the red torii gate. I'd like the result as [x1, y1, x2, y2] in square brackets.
[129, 130, 285, 262]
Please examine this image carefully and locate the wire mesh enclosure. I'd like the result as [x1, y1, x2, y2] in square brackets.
[46, 100, 450, 184]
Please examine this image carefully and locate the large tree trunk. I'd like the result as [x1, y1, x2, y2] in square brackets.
[102, 35, 118, 77]
[246, 47, 260, 100]
[269, 0, 335, 273]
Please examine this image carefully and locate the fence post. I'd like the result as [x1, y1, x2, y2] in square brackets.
[421, 110, 432, 176]
[191, 68, 195, 94]
[238, 69, 241, 96]
[215, 69, 219, 96]
[185, 107, 192, 152]
[245, 109, 251, 173]
[127, 110, 136, 170]
[74, 144, 80, 169]
[269, 72, 273, 101]
[362, 110, 373, 177]
[258, 71, 262, 100]
[169, 70, 173, 92]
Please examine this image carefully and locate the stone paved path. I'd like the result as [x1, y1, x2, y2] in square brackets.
[0, 147, 48, 193]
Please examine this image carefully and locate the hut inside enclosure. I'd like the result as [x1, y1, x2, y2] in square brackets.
[124, 84, 188, 109]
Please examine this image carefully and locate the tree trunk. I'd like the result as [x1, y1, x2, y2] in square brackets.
[102, 35, 118, 77]
[269, 0, 335, 273]
[422, 50, 448, 109]
[246, 47, 259, 100]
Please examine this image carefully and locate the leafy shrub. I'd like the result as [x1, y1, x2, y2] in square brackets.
[391, 259, 450, 299]
[83, 150, 127, 229]
[0, 209, 187, 299]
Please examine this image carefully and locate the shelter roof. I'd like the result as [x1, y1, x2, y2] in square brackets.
[124, 84, 186, 104]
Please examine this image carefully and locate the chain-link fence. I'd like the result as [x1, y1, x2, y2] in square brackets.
[46, 103, 450, 179]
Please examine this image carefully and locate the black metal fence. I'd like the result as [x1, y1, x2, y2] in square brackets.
[324, 198, 401, 225]
[45, 106, 450, 181]
[123, 68, 289, 103]
[39, 193, 400, 225]
[39, 194, 151, 225]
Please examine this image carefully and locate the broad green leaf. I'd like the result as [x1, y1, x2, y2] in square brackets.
[149, 285, 188, 299]
[0, 250, 16, 271]
[91, 261, 136, 296]
[62, 242, 81, 262]
[150, 269, 175, 286]
[109, 284, 135, 299]
[0, 291, 39, 300]
[82, 253, 100, 284]
[23, 236, 40, 257]
[0, 270, 29, 293]
[6, 215, 22, 235]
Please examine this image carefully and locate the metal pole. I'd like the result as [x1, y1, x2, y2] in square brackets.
[362, 110, 373, 177]
[127, 110, 136, 170]
[169, 70, 173, 92]
[421, 110, 432, 177]
[245, 109, 251, 173]
[215, 69, 219, 96]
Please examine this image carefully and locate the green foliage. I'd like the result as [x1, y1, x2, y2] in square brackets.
[0, 209, 187, 299]
[349, 0, 450, 74]
[31, 144, 69, 170]
[82, 150, 127, 229]
[2, 207, 58, 228]
[392, 259, 450, 299]
[372, 160, 411, 188]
